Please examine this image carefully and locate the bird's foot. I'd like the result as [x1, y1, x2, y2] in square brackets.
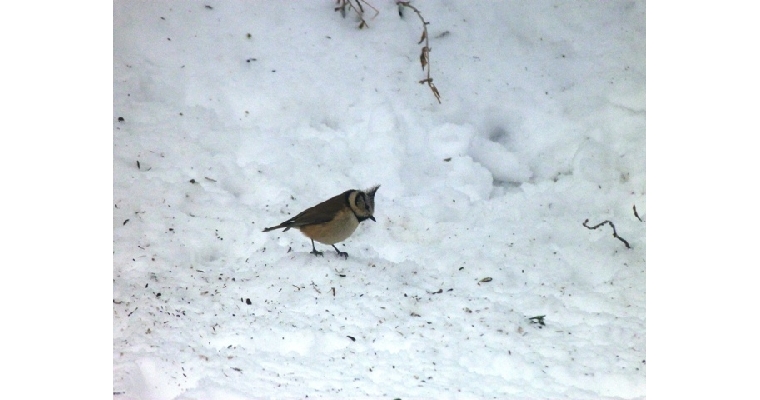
[332, 245, 348, 259]
[310, 249, 324, 257]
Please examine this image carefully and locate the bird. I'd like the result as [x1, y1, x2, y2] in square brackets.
[262, 186, 380, 258]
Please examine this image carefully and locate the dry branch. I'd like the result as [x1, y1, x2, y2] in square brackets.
[397, 1, 441, 103]
[333, 1, 442, 103]
[335, 0, 378, 29]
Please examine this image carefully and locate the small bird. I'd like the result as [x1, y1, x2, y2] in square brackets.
[263, 186, 380, 258]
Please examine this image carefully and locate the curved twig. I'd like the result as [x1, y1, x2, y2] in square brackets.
[583, 219, 631, 249]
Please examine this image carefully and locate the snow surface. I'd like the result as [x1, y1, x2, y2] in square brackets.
[114, 1, 645, 398]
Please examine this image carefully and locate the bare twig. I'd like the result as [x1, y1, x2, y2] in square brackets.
[361, 0, 378, 17]
[633, 205, 643, 222]
[396, 1, 441, 103]
[583, 219, 631, 249]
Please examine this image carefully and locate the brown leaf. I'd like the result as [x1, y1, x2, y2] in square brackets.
[430, 84, 441, 103]
[418, 30, 427, 44]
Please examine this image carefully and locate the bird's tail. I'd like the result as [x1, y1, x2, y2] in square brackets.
[262, 224, 290, 232]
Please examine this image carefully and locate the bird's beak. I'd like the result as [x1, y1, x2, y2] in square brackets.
[369, 216, 376, 222]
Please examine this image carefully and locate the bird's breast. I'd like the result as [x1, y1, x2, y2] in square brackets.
[299, 208, 359, 245]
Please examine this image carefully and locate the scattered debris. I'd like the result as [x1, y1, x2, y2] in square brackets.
[633, 205, 643, 222]
[479, 277, 493, 283]
[528, 315, 546, 327]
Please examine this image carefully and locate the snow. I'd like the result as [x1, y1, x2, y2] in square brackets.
[113, 1, 645, 398]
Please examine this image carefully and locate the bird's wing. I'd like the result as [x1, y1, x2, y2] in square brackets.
[276, 191, 350, 228]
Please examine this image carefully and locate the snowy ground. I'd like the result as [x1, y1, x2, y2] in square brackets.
[113, 1, 645, 398]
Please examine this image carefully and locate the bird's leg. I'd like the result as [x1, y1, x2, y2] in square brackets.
[310, 239, 323, 257]
[332, 244, 349, 259]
